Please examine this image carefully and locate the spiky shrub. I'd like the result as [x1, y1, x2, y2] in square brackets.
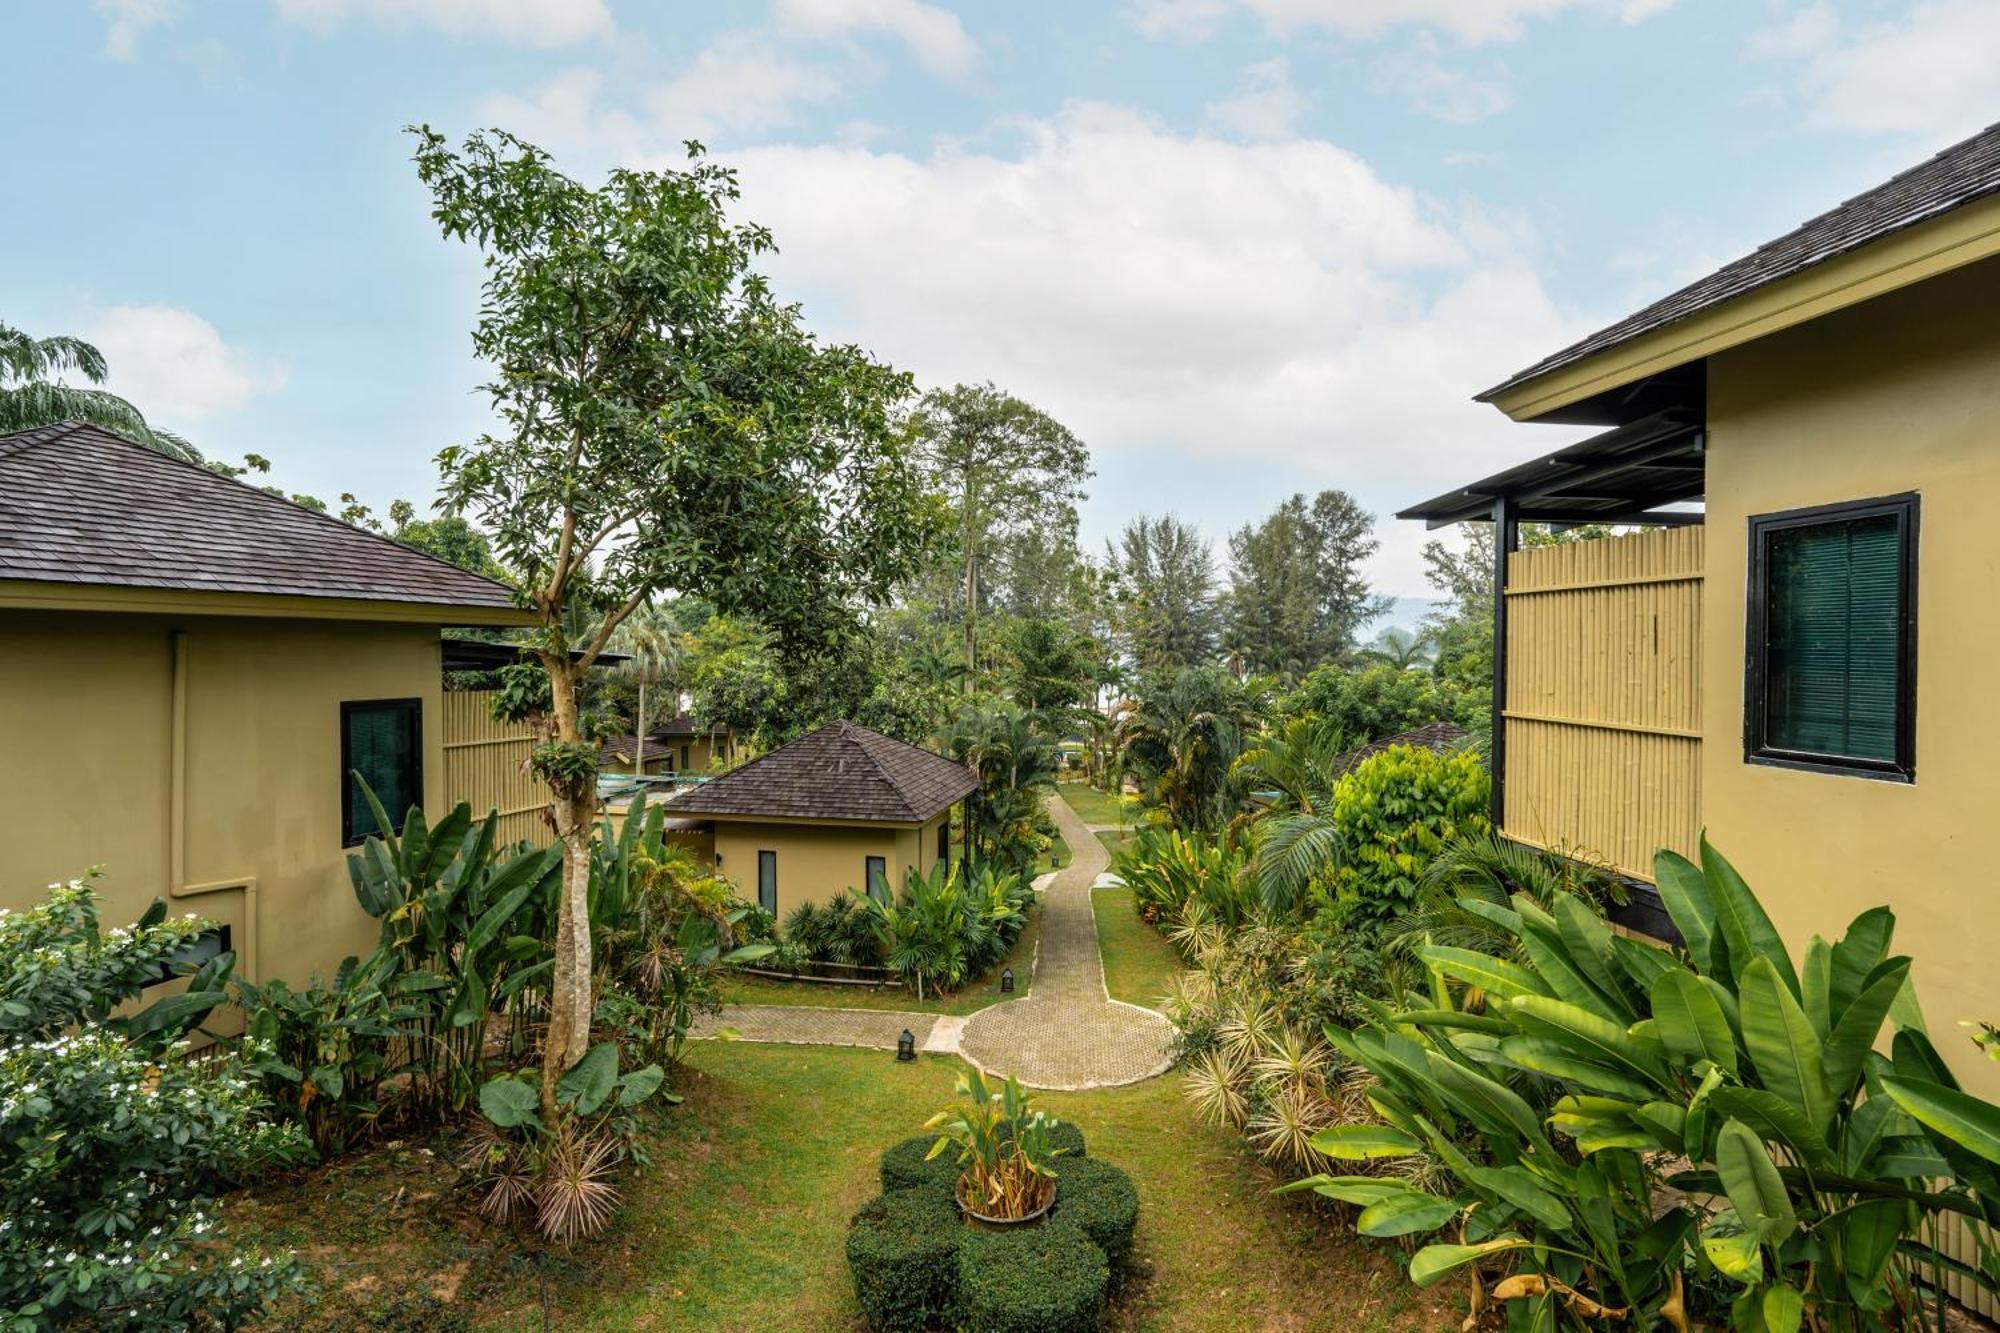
[953, 1218, 1109, 1333]
[0, 878, 306, 1329]
[1293, 838, 2000, 1330]
[924, 1069, 1068, 1220]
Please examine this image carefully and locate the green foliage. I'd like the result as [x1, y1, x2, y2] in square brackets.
[880, 1134, 962, 1194]
[863, 862, 1035, 1000]
[999, 616, 1099, 714]
[1224, 489, 1390, 680]
[923, 1069, 1069, 1220]
[0, 318, 196, 459]
[0, 878, 304, 1329]
[1325, 744, 1489, 926]
[1107, 514, 1221, 674]
[1301, 837, 2000, 1329]
[846, 1179, 963, 1333]
[781, 895, 886, 970]
[1275, 661, 1471, 741]
[950, 699, 1062, 875]
[1050, 1156, 1140, 1273]
[1115, 664, 1266, 834]
[954, 1219, 1109, 1333]
[1111, 829, 1257, 944]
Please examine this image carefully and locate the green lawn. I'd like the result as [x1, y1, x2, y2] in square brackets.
[235, 1044, 1456, 1332]
[1093, 886, 1185, 1010]
[1096, 827, 1135, 860]
[1060, 781, 1134, 829]
[717, 902, 1039, 1016]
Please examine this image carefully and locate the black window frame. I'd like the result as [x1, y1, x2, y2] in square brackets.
[866, 855, 889, 903]
[758, 850, 778, 915]
[1744, 492, 1918, 783]
[341, 697, 424, 846]
[937, 818, 950, 866]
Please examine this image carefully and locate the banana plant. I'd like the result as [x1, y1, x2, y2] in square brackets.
[1291, 837, 2000, 1331]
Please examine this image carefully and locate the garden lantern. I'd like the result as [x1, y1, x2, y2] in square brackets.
[897, 1029, 916, 1062]
[1000, 968, 1014, 993]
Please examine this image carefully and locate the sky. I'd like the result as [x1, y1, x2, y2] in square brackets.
[6, 0, 1998, 599]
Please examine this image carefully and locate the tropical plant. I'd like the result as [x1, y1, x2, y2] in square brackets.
[346, 790, 564, 1118]
[1322, 744, 1488, 928]
[924, 1068, 1068, 1219]
[782, 895, 886, 971]
[950, 698, 1062, 875]
[607, 602, 686, 771]
[1111, 828, 1256, 938]
[862, 861, 1034, 1000]
[1274, 660, 1470, 740]
[1114, 665, 1264, 833]
[1362, 626, 1436, 671]
[0, 318, 196, 458]
[1292, 837, 2000, 1331]
[0, 877, 304, 1328]
[1232, 715, 1354, 914]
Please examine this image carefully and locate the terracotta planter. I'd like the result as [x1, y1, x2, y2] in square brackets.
[955, 1172, 1057, 1227]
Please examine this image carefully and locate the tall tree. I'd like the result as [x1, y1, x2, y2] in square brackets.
[1107, 514, 1219, 674]
[0, 319, 195, 459]
[609, 603, 685, 769]
[411, 127, 938, 1119]
[1224, 490, 1389, 679]
[908, 383, 1091, 689]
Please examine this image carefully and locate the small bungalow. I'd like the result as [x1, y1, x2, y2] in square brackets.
[660, 720, 977, 918]
[0, 421, 533, 986]
[1401, 123, 2000, 1106]
[598, 713, 735, 776]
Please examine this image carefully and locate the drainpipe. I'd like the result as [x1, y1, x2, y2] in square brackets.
[164, 630, 259, 982]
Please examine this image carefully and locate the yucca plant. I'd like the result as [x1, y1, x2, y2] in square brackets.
[924, 1068, 1068, 1219]
[1288, 837, 2000, 1331]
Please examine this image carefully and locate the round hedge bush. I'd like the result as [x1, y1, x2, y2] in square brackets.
[954, 1217, 1109, 1333]
[879, 1135, 960, 1194]
[846, 1178, 961, 1333]
[1050, 1156, 1139, 1274]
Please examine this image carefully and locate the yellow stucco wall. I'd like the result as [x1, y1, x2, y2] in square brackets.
[709, 808, 953, 918]
[1703, 254, 2000, 1100]
[0, 609, 446, 987]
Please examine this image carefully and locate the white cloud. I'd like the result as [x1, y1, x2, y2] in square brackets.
[82, 305, 285, 424]
[481, 38, 848, 152]
[1754, 0, 2000, 141]
[97, 0, 176, 60]
[1129, 0, 1671, 44]
[1374, 40, 1513, 122]
[1205, 58, 1307, 139]
[772, 0, 978, 78]
[272, 0, 611, 46]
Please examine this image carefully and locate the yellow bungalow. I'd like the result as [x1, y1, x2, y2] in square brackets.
[1402, 124, 2000, 1105]
[660, 720, 976, 918]
[598, 714, 735, 776]
[0, 421, 533, 987]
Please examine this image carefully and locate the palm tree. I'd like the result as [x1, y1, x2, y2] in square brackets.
[1113, 667, 1258, 834]
[0, 319, 196, 459]
[949, 700, 1061, 873]
[609, 604, 685, 771]
[1361, 626, 1434, 671]
[1231, 716, 1352, 914]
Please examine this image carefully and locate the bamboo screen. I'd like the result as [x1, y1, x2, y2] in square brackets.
[1502, 526, 1704, 882]
[440, 689, 547, 846]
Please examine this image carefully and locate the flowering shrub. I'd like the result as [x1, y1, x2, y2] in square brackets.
[0, 877, 306, 1329]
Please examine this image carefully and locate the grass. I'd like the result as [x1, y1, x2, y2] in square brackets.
[716, 902, 1040, 1017]
[1093, 886, 1185, 1010]
[233, 1044, 1456, 1332]
[1059, 781, 1134, 830]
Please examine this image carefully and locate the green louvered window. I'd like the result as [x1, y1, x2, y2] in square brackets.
[1746, 495, 1917, 780]
[342, 698, 423, 845]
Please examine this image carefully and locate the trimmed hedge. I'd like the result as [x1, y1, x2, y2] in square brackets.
[1050, 1157, 1139, 1274]
[955, 1218, 1109, 1333]
[880, 1135, 959, 1194]
[846, 1179, 961, 1333]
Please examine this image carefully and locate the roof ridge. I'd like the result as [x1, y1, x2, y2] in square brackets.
[0, 419, 89, 463]
[14, 421, 519, 604]
[841, 722, 920, 821]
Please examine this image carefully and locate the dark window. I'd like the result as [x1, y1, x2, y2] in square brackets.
[937, 819, 950, 866]
[1745, 494, 1917, 781]
[342, 698, 423, 845]
[866, 855, 889, 903]
[758, 850, 777, 915]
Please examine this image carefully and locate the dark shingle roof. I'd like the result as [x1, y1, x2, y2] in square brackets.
[0, 422, 518, 613]
[1332, 721, 1469, 777]
[1482, 122, 2000, 402]
[663, 721, 976, 823]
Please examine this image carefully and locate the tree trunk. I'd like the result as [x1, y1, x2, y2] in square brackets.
[538, 654, 596, 1125]
[962, 548, 978, 695]
[634, 679, 648, 773]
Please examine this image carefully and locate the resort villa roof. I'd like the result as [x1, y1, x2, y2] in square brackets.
[663, 721, 976, 824]
[0, 420, 527, 624]
[1330, 721, 1468, 776]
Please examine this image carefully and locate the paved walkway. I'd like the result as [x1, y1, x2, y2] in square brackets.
[692, 792, 1175, 1091]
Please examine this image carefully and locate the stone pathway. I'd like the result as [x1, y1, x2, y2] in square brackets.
[692, 792, 1176, 1091]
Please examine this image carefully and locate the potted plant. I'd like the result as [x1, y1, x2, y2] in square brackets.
[924, 1069, 1067, 1224]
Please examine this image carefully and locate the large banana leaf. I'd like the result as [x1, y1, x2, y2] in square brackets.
[1881, 1076, 2000, 1166]
[1717, 1118, 1797, 1243]
[1650, 970, 1739, 1078]
[1357, 1191, 1460, 1238]
[1654, 848, 1721, 976]
[1495, 1036, 1655, 1101]
[1828, 906, 1894, 1019]
[1821, 958, 1909, 1096]
[1409, 1236, 1531, 1287]
[1510, 995, 1667, 1085]
[1415, 945, 1551, 1002]
[1702, 837, 1800, 998]
[1738, 956, 1833, 1134]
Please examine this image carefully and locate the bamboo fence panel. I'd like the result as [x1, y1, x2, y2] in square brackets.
[440, 689, 547, 846]
[1502, 526, 1704, 882]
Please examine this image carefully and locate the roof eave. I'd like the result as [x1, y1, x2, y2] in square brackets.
[1482, 190, 2000, 424]
[0, 579, 535, 626]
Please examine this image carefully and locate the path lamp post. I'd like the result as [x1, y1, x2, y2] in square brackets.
[897, 1029, 916, 1062]
[1000, 968, 1014, 993]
